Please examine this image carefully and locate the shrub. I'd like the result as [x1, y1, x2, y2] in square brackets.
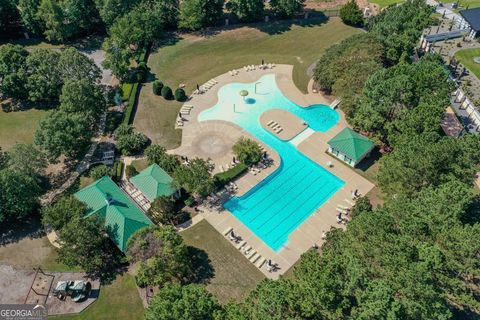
[340, 0, 363, 27]
[161, 86, 173, 100]
[232, 137, 263, 165]
[121, 83, 134, 101]
[153, 81, 164, 95]
[89, 164, 112, 180]
[116, 161, 124, 180]
[125, 164, 138, 179]
[214, 163, 247, 187]
[174, 88, 187, 102]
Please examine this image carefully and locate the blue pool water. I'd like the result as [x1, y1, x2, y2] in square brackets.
[199, 74, 344, 251]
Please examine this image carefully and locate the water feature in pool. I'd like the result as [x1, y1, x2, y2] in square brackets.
[199, 74, 344, 251]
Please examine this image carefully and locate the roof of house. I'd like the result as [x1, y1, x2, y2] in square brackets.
[130, 164, 176, 202]
[74, 176, 152, 252]
[460, 8, 480, 31]
[327, 128, 375, 162]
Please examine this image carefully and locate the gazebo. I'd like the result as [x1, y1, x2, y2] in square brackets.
[74, 176, 153, 252]
[129, 164, 178, 202]
[327, 128, 374, 167]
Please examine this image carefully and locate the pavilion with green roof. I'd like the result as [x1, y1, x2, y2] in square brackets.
[74, 176, 153, 252]
[129, 164, 177, 202]
[327, 128, 374, 167]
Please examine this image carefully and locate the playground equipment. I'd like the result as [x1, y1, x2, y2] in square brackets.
[53, 280, 91, 302]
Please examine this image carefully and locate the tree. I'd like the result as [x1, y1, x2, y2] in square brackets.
[229, 0, 264, 22]
[57, 214, 118, 277]
[0, 44, 29, 100]
[60, 79, 105, 122]
[145, 283, 222, 320]
[35, 111, 93, 160]
[232, 137, 262, 166]
[0, 44, 28, 77]
[114, 124, 149, 156]
[94, 0, 139, 26]
[0, 169, 41, 222]
[368, 0, 433, 64]
[125, 164, 138, 178]
[0, 0, 20, 34]
[377, 133, 480, 198]
[152, 80, 163, 95]
[58, 48, 102, 83]
[145, 144, 180, 174]
[42, 195, 86, 231]
[174, 88, 186, 101]
[178, 0, 224, 30]
[102, 4, 162, 79]
[161, 86, 173, 99]
[89, 164, 112, 180]
[36, 0, 99, 42]
[127, 226, 192, 287]
[0, 147, 8, 170]
[7, 143, 47, 178]
[18, 0, 43, 35]
[172, 158, 214, 197]
[339, 0, 363, 27]
[25, 48, 62, 103]
[148, 196, 176, 225]
[270, 0, 305, 18]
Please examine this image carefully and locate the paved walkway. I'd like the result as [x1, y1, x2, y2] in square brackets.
[173, 65, 374, 278]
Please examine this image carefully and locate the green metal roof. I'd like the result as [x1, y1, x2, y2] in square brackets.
[327, 128, 374, 162]
[74, 176, 152, 252]
[130, 164, 176, 202]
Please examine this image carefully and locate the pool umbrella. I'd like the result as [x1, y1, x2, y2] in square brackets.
[239, 90, 249, 101]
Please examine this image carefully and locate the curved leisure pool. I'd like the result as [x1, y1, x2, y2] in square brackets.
[199, 74, 344, 251]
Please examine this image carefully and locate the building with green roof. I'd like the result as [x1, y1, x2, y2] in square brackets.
[129, 164, 177, 202]
[327, 128, 374, 167]
[74, 176, 153, 252]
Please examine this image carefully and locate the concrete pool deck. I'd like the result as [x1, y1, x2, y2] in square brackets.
[260, 109, 308, 141]
[172, 65, 374, 278]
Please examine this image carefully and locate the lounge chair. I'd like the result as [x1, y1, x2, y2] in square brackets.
[223, 227, 233, 236]
[236, 240, 246, 249]
[256, 257, 266, 268]
[277, 128, 283, 134]
[267, 120, 274, 126]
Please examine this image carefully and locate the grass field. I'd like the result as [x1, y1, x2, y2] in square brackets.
[368, 0, 403, 7]
[455, 48, 480, 79]
[0, 108, 47, 150]
[52, 274, 144, 320]
[181, 220, 265, 304]
[134, 17, 360, 148]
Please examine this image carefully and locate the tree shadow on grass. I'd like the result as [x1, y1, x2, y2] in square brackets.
[252, 13, 329, 36]
[187, 246, 215, 285]
[0, 215, 45, 246]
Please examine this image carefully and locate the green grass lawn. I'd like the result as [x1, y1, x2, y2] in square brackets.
[135, 17, 360, 148]
[0, 108, 48, 150]
[368, 0, 404, 7]
[181, 220, 265, 304]
[51, 274, 144, 320]
[455, 48, 480, 79]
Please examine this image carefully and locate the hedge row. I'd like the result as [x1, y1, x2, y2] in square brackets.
[112, 160, 124, 182]
[120, 44, 151, 125]
[121, 82, 134, 101]
[122, 82, 139, 125]
[213, 163, 248, 187]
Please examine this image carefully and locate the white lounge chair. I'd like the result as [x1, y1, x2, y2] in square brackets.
[277, 128, 283, 134]
[223, 227, 233, 236]
[267, 120, 274, 126]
